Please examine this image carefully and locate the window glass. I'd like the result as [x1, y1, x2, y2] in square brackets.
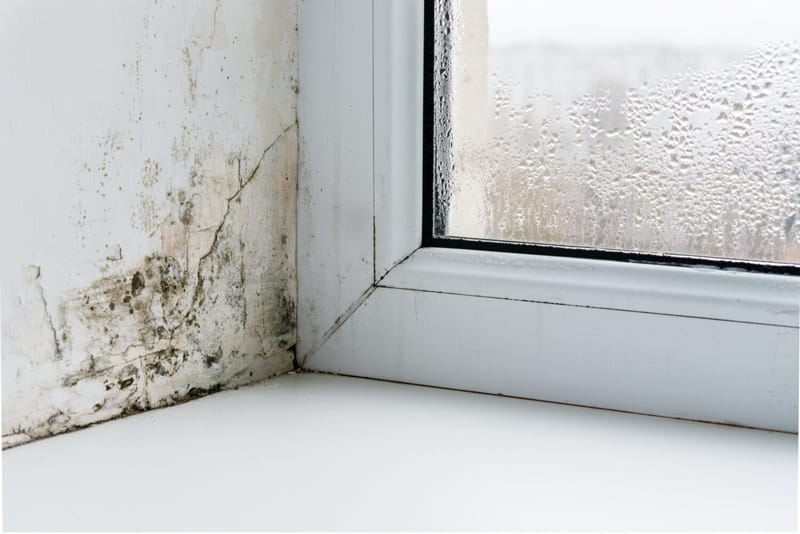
[435, 0, 800, 264]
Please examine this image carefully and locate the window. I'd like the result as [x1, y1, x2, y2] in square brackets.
[298, 0, 799, 435]
[427, 0, 800, 274]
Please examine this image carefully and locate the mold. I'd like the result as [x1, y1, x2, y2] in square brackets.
[144, 347, 185, 378]
[203, 347, 223, 368]
[2, 1, 298, 449]
[118, 377, 135, 389]
[131, 272, 146, 296]
[4, 126, 298, 449]
[179, 200, 194, 226]
[141, 158, 161, 187]
[186, 384, 222, 399]
[270, 287, 297, 338]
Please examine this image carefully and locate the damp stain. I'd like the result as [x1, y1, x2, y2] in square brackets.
[2, 1, 299, 450]
[4, 126, 298, 449]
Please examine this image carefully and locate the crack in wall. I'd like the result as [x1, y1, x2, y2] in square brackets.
[28, 266, 64, 360]
[180, 124, 296, 335]
[192, 0, 222, 51]
[2, 0, 299, 450]
[4, 125, 298, 449]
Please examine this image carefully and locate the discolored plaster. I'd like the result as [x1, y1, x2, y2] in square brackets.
[3, 125, 297, 448]
[1, 0, 298, 448]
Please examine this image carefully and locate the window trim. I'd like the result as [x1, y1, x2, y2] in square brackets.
[297, 0, 799, 433]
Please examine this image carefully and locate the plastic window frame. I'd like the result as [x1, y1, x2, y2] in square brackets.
[297, 0, 800, 433]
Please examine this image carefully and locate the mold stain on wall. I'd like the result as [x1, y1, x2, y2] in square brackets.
[1, 0, 298, 448]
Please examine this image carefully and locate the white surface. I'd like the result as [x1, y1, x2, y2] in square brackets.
[373, 0, 424, 279]
[309, 287, 798, 432]
[297, 0, 375, 363]
[301, 0, 799, 433]
[488, 0, 800, 48]
[3, 373, 796, 531]
[382, 248, 800, 327]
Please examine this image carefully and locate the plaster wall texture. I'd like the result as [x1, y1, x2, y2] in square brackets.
[0, 0, 298, 448]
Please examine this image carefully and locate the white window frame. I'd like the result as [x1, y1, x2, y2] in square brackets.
[297, 0, 799, 433]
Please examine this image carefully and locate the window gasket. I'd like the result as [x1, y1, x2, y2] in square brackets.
[420, 0, 800, 277]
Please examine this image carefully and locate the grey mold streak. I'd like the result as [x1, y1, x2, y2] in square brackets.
[2, 0, 298, 449]
[3, 126, 297, 449]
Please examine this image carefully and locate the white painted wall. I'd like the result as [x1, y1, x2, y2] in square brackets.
[0, 0, 298, 448]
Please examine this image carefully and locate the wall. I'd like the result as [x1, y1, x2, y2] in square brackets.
[0, 0, 298, 448]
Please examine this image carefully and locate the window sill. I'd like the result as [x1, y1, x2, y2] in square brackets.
[4, 373, 796, 531]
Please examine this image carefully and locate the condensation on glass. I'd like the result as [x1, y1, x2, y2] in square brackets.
[434, 0, 800, 264]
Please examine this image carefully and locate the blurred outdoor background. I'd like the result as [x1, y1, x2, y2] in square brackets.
[443, 0, 800, 263]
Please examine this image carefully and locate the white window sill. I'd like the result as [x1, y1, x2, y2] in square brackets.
[4, 373, 796, 531]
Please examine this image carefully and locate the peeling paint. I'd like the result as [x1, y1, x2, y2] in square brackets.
[1, 0, 298, 448]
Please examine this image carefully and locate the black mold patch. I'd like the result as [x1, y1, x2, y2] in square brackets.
[122, 403, 146, 416]
[46, 411, 69, 427]
[116, 363, 140, 391]
[203, 346, 223, 368]
[61, 255, 190, 369]
[186, 383, 222, 399]
[131, 271, 146, 296]
[144, 347, 186, 379]
[271, 288, 296, 338]
[145, 255, 186, 297]
[118, 377, 134, 389]
[7, 125, 300, 449]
